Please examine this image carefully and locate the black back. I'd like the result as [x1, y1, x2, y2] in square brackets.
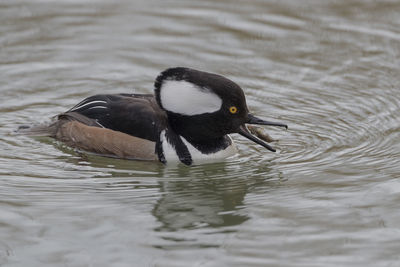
[64, 93, 167, 142]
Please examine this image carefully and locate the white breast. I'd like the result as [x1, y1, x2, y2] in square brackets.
[160, 131, 237, 165]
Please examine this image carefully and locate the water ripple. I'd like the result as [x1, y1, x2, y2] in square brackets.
[1, 0, 400, 266]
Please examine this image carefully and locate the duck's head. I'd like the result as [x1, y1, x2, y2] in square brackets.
[154, 67, 287, 152]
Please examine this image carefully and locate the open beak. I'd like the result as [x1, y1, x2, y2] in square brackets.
[246, 114, 288, 129]
[237, 114, 287, 152]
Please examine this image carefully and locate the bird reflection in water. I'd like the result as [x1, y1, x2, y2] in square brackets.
[152, 161, 281, 232]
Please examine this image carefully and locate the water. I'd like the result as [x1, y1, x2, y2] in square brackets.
[1, 0, 400, 266]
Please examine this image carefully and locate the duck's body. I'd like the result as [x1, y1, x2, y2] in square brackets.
[49, 93, 236, 164]
[22, 67, 287, 165]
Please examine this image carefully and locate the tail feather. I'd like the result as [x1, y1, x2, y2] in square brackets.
[16, 123, 57, 137]
[16, 112, 101, 137]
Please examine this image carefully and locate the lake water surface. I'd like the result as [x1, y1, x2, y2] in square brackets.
[1, 0, 400, 266]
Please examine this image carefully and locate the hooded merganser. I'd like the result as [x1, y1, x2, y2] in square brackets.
[22, 67, 287, 165]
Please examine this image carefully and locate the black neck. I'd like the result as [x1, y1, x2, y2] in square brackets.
[167, 114, 232, 154]
[184, 135, 232, 154]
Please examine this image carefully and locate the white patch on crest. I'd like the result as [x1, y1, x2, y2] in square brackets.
[160, 80, 222, 115]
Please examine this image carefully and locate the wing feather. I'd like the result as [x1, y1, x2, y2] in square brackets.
[61, 94, 166, 142]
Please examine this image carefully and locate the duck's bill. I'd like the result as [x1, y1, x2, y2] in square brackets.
[237, 125, 276, 152]
[237, 114, 287, 152]
[247, 114, 288, 129]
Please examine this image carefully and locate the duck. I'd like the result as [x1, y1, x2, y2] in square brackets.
[21, 67, 287, 165]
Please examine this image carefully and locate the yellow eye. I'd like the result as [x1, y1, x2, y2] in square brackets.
[229, 106, 238, 114]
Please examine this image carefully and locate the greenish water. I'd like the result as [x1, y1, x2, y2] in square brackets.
[1, 0, 400, 266]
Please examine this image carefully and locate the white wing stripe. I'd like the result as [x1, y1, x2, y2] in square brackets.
[87, 106, 108, 110]
[95, 120, 105, 128]
[70, 100, 107, 111]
